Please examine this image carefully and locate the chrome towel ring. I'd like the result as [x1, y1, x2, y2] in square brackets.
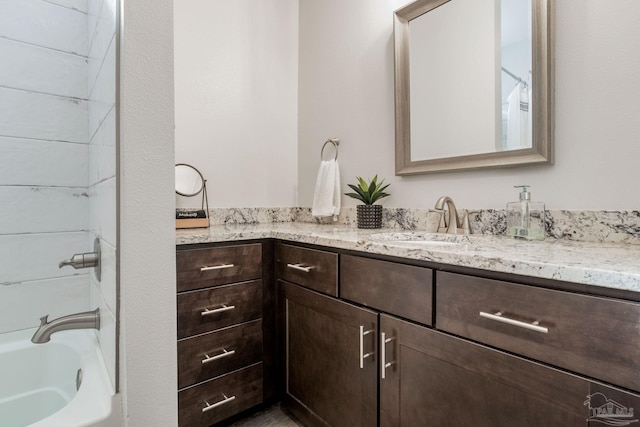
[321, 138, 340, 160]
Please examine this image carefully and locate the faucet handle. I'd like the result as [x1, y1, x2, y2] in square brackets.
[461, 210, 480, 234]
[429, 208, 448, 232]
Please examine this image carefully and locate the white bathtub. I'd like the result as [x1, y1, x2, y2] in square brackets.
[0, 328, 116, 427]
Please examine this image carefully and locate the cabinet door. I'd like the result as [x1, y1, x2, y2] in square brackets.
[280, 281, 377, 427]
[380, 314, 589, 427]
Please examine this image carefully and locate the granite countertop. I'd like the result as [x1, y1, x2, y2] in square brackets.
[177, 222, 640, 294]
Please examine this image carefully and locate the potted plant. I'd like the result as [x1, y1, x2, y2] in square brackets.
[345, 175, 391, 229]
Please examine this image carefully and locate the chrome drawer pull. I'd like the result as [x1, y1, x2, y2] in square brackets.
[479, 311, 548, 334]
[359, 325, 375, 369]
[201, 304, 235, 316]
[380, 332, 396, 379]
[286, 263, 313, 273]
[201, 348, 236, 365]
[200, 263, 234, 272]
[202, 394, 236, 413]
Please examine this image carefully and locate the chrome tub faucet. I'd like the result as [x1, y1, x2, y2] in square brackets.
[31, 308, 101, 344]
[58, 238, 101, 281]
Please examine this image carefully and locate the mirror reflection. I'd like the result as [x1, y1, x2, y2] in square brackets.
[500, 0, 532, 152]
[394, 0, 553, 174]
[175, 163, 205, 196]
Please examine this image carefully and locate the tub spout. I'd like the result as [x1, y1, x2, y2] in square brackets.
[31, 308, 100, 344]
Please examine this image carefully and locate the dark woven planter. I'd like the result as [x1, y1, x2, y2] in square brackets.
[357, 205, 383, 229]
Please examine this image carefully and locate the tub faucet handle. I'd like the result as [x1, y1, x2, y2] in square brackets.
[59, 252, 98, 269]
[58, 238, 102, 281]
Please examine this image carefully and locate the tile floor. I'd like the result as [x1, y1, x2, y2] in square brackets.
[228, 403, 303, 426]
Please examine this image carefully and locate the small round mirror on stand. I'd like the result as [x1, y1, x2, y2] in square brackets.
[175, 163, 210, 229]
[175, 163, 205, 196]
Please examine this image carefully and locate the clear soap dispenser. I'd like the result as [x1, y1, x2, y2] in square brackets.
[506, 185, 545, 241]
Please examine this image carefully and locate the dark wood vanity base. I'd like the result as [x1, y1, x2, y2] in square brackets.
[177, 239, 640, 426]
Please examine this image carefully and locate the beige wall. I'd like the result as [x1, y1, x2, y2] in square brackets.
[120, 0, 177, 424]
[298, 0, 640, 210]
[175, 1, 640, 212]
[174, 0, 299, 208]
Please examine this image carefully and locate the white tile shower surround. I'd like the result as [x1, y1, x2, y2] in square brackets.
[0, 275, 90, 334]
[88, 0, 118, 389]
[0, 0, 90, 331]
[0, 232, 90, 286]
[0, 0, 117, 389]
[0, 186, 88, 234]
[88, 0, 116, 96]
[0, 88, 89, 142]
[48, 0, 89, 13]
[89, 178, 117, 246]
[0, 0, 88, 55]
[0, 231, 91, 332]
[0, 136, 88, 187]
[89, 108, 116, 185]
[0, 38, 87, 99]
[88, 40, 116, 138]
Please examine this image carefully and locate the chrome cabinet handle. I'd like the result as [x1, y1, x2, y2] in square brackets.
[380, 332, 396, 379]
[201, 348, 235, 365]
[359, 325, 375, 369]
[201, 304, 235, 316]
[202, 394, 236, 413]
[286, 263, 313, 273]
[201, 263, 234, 272]
[479, 311, 548, 334]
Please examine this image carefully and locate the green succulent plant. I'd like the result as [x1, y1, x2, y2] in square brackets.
[345, 175, 391, 205]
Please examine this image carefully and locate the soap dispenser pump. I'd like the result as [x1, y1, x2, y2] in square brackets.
[506, 185, 545, 241]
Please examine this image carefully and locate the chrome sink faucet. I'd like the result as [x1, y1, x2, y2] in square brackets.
[432, 196, 475, 235]
[433, 196, 460, 234]
[31, 308, 101, 344]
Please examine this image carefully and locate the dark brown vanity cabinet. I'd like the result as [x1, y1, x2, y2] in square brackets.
[379, 314, 589, 426]
[276, 243, 378, 426]
[280, 281, 378, 427]
[176, 243, 267, 427]
[436, 271, 640, 392]
[276, 243, 338, 296]
[176, 240, 640, 427]
[276, 243, 640, 427]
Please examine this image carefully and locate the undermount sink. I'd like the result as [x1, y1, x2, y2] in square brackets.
[369, 232, 473, 246]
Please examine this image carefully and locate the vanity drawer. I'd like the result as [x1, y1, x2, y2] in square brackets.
[341, 255, 433, 325]
[177, 243, 262, 292]
[436, 271, 640, 391]
[177, 280, 262, 339]
[178, 319, 263, 389]
[178, 363, 263, 427]
[276, 243, 338, 296]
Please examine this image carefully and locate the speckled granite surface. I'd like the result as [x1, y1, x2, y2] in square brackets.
[176, 222, 640, 293]
[177, 207, 640, 245]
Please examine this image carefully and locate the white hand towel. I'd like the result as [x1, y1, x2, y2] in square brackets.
[311, 159, 341, 220]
